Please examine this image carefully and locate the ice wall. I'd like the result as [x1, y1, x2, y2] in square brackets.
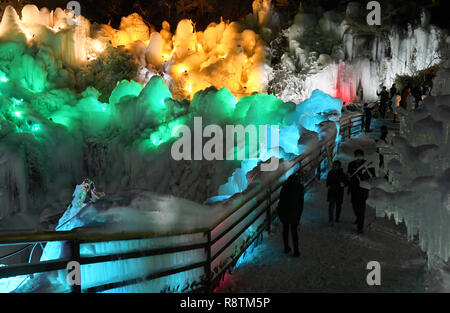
[270, 3, 446, 104]
[0, 5, 98, 67]
[0, 16, 343, 223]
[0, 4, 271, 101]
[216, 90, 342, 197]
[433, 35, 450, 96]
[367, 95, 450, 265]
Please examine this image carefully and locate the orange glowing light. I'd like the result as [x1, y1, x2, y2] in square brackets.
[1, 4, 267, 100]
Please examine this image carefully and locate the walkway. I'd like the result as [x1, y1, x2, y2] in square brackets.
[216, 116, 427, 293]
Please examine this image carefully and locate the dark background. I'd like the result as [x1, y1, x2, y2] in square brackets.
[1, 0, 449, 31]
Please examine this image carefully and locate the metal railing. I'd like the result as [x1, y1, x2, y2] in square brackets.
[0, 113, 363, 293]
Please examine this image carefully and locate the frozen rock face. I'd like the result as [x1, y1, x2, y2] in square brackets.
[270, 4, 446, 104]
[433, 36, 450, 96]
[367, 95, 450, 266]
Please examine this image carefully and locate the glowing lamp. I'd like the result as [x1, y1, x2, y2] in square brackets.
[31, 124, 40, 132]
[13, 111, 22, 118]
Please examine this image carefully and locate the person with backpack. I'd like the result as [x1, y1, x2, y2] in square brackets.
[277, 172, 305, 257]
[326, 160, 347, 226]
[347, 150, 375, 234]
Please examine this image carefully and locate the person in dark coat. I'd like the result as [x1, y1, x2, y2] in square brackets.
[376, 126, 389, 169]
[326, 160, 347, 226]
[376, 86, 389, 118]
[363, 103, 374, 132]
[389, 83, 397, 99]
[412, 85, 423, 109]
[347, 149, 375, 234]
[388, 83, 397, 113]
[277, 172, 304, 257]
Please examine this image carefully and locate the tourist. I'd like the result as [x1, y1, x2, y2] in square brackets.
[363, 103, 374, 132]
[412, 85, 423, 109]
[376, 86, 389, 118]
[277, 172, 304, 257]
[326, 160, 347, 226]
[389, 83, 397, 99]
[347, 150, 375, 234]
[389, 83, 397, 113]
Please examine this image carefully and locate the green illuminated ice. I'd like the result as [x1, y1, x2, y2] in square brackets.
[0, 37, 342, 219]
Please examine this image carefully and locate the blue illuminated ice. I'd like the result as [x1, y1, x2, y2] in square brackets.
[216, 89, 342, 198]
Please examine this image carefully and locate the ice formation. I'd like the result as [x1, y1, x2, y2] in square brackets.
[0, 3, 272, 101]
[0, 76, 342, 292]
[433, 35, 450, 96]
[0, 0, 448, 293]
[0, 11, 344, 222]
[270, 2, 446, 103]
[367, 95, 450, 266]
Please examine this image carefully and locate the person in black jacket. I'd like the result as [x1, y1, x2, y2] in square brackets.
[389, 83, 397, 113]
[277, 172, 304, 257]
[347, 150, 375, 234]
[389, 83, 397, 99]
[412, 85, 423, 109]
[326, 160, 347, 226]
[363, 103, 374, 132]
[377, 87, 389, 118]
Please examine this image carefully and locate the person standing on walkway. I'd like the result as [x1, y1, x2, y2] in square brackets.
[412, 85, 423, 109]
[363, 103, 374, 132]
[377, 86, 389, 118]
[277, 172, 304, 257]
[347, 150, 375, 234]
[326, 160, 347, 226]
[389, 83, 397, 99]
[389, 83, 397, 113]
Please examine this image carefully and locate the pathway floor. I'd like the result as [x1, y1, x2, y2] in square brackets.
[216, 117, 428, 293]
[215, 179, 427, 292]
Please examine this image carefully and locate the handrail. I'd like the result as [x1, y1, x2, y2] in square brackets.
[0, 119, 350, 245]
[0, 227, 210, 245]
[209, 122, 339, 232]
[0, 112, 364, 293]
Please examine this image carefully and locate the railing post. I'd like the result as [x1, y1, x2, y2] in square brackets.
[69, 239, 81, 293]
[348, 120, 352, 138]
[204, 231, 212, 293]
[266, 188, 271, 234]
